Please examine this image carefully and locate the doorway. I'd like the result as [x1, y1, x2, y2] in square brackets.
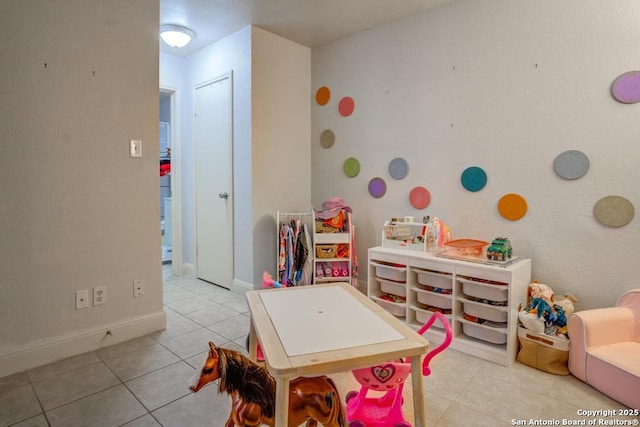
[194, 73, 233, 288]
[159, 91, 172, 264]
[159, 87, 183, 277]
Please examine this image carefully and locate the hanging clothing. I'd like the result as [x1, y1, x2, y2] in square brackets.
[277, 219, 310, 286]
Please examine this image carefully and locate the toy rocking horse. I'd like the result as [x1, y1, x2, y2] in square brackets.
[189, 342, 346, 427]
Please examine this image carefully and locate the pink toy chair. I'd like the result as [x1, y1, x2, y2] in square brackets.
[568, 289, 640, 410]
[345, 312, 453, 427]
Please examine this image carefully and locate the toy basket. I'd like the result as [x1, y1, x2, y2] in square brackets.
[316, 244, 337, 258]
[315, 220, 340, 233]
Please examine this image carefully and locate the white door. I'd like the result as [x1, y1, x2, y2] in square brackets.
[194, 74, 233, 288]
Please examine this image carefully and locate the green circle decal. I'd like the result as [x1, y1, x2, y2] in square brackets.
[343, 157, 360, 178]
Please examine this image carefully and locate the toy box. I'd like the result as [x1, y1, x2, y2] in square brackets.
[517, 326, 569, 375]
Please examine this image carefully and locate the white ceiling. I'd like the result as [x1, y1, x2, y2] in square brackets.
[160, 0, 453, 57]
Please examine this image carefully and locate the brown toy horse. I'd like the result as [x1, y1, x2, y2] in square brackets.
[189, 342, 345, 427]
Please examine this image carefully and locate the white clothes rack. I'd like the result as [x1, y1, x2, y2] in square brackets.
[276, 211, 314, 286]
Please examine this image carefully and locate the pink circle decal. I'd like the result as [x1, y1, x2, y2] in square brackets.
[409, 186, 431, 209]
[339, 97, 355, 117]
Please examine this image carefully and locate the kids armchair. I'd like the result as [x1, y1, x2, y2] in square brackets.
[567, 289, 640, 409]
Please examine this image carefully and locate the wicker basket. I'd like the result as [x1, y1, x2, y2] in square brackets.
[315, 220, 340, 233]
[316, 245, 337, 258]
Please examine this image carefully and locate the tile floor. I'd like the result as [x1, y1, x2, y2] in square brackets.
[1, 265, 636, 427]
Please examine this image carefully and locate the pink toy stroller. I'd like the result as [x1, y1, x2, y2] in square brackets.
[345, 312, 453, 427]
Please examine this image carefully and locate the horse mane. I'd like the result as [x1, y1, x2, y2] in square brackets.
[216, 346, 276, 419]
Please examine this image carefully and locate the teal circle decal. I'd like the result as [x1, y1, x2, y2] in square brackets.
[461, 166, 487, 192]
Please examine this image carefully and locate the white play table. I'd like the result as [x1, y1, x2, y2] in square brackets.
[246, 282, 429, 426]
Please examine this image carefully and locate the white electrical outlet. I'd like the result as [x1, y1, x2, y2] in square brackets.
[93, 286, 106, 305]
[76, 289, 89, 309]
[133, 279, 145, 297]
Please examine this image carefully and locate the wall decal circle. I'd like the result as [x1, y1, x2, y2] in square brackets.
[611, 71, 640, 104]
[320, 129, 335, 148]
[460, 166, 487, 192]
[338, 97, 355, 117]
[409, 186, 431, 209]
[343, 157, 360, 178]
[316, 86, 330, 105]
[368, 177, 386, 198]
[554, 150, 589, 180]
[388, 157, 409, 180]
[594, 195, 634, 227]
[498, 193, 528, 221]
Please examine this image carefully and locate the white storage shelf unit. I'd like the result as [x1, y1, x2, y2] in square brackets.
[313, 212, 352, 284]
[368, 246, 531, 366]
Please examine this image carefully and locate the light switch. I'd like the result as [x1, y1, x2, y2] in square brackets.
[129, 139, 142, 158]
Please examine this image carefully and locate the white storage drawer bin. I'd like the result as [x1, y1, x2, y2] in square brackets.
[415, 269, 453, 290]
[371, 261, 406, 282]
[413, 287, 453, 309]
[378, 278, 406, 297]
[371, 295, 406, 317]
[461, 298, 508, 322]
[459, 277, 508, 302]
[462, 322, 507, 344]
[410, 306, 451, 328]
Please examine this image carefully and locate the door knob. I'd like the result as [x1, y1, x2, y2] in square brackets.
[218, 192, 229, 199]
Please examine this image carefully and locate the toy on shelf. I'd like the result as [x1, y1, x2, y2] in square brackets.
[345, 312, 452, 427]
[486, 237, 512, 261]
[381, 215, 451, 253]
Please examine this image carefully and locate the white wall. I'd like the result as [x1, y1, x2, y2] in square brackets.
[160, 26, 311, 289]
[0, 0, 164, 376]
[251, 27, 312, 285]
[311, 0, 640, 310]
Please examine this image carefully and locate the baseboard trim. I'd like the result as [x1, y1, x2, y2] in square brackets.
[0, 310, 166, 378]
[182, 263, 195, 277]
[231, 279, 254, 294]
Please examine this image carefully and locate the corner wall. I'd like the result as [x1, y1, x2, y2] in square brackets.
[0, 0, 164, 376]
[311, 0, 640, 310]
[251, 27, 312, 286]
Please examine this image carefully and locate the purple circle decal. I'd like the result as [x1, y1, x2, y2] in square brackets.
[612, 71, 640, 104]
[368, 177, 386, 198]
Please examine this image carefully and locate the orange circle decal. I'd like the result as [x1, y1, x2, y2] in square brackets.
[498, 193, 528, 221]
[316, 86, 330, 105]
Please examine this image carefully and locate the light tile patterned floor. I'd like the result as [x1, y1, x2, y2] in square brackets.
[0, 265, 635, 426]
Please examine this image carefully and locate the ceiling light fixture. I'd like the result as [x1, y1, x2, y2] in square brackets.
[160, 24, 195, 48]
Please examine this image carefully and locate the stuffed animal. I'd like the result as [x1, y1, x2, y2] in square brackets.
[528, 281, 555, 305]
[554, 294, 577, 317]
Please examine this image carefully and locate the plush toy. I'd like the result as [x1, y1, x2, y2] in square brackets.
[528, 281, 555, 305]
[518, 307, 545, 333]
[554, 294, 577, 317]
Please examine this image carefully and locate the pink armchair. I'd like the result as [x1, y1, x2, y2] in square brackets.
[568, 289, 640, 409]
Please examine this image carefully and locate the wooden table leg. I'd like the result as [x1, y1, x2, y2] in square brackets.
[411, 355, 426, 426]
[275, 377, 290, 427]
[248, 318, 257, 361]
